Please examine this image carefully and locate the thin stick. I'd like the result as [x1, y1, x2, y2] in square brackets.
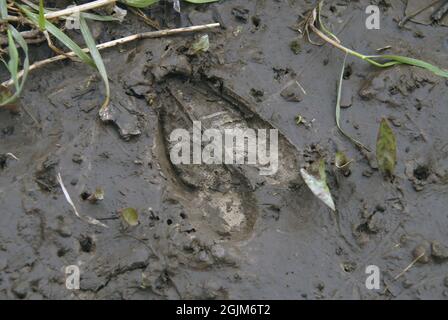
[2, 23, 221, 87]
[394, 252, 424, 280]
[43, 0, 117, 20]
[382, 252, 425, 295]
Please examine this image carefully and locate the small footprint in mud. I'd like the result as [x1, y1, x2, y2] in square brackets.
[152, 74, 303, 241]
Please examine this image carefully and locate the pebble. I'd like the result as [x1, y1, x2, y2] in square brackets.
[413, 244, 429, 263]
[431, 241, 448, 261]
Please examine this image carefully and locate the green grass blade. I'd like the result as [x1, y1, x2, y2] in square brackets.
[366, 54, 448, 78]
[19, 5, 95, 67]
[314, 2, 448, 79]
[336, 54, 370, 152]
[317, 1, 340, 43]
[7, 31, 19, 93]
[0, 0, 7, 18]
[79, 15, 110, 114]
[10, 26, 30, 92]
[0, 0, 30, 106]
[38, 0, 46, 31]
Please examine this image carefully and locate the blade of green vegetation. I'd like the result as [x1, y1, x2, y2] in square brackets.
[317, 1, 340, 43]
[121, 208, 139, 226]
[6, 31, 19, 93]
[316, 2, 448, 79]
[79, 15, 110, 114]
[336, 54, 371, 152]
[38, 0, 45, 31]
[0, 0, 30, 107]
[300, 159, 336, 211]
[366, 54, 448, 78]
[376, 118, 397, 177]
[19, 5, 95, 67]
[118, 0, 159, 8]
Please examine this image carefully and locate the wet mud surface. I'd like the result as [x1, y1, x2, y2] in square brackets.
[1, 0, 448, 299]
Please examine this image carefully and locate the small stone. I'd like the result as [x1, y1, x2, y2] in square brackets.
[412, 244, 429, 263]
[57, 225, 72, 238]
[431, 241, 448, 261]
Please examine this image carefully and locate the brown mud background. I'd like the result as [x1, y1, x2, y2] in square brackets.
[1, 0, 448, 299]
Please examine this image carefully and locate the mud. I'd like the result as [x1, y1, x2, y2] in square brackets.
[1, 0, 448, 299]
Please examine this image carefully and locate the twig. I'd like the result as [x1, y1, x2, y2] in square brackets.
[394, 252, 424, 280]
[2, 22, 221, 87]
[41, 0, 117, 20]
[382, 252, 424, 295]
